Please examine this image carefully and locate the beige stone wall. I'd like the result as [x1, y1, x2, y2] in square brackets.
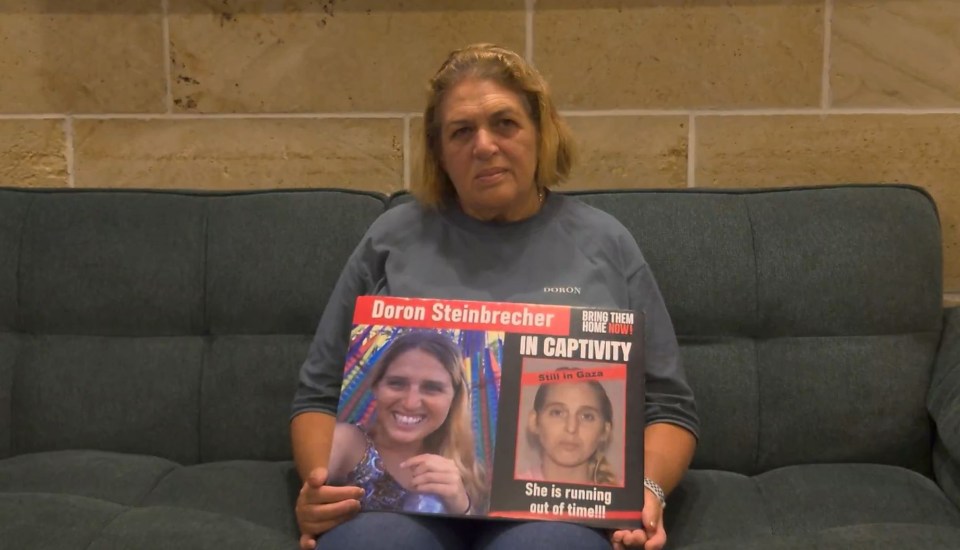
[1, 0, 958, 301]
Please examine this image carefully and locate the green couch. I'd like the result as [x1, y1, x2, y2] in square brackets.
[1, 184, 959, 549]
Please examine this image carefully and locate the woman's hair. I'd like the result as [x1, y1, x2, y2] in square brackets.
[369, 330, 487, 510]
[529, 369, 618, 485]
[413, 43, 575, 207]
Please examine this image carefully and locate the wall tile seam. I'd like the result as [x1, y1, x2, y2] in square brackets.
[562, 108, 960, 117]
[525, 0, 535, 64]
[8, 113, 418, 120]
[0, 115, 65, 120]
[63, 118, 75, 188]
[821, 0, 834, 110]
[687, 114, 696, 188]
[4, 108, 960, 121]
[162, 0, 173, 114]
[403, 115, 411, 190]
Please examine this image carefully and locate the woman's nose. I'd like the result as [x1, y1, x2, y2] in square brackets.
[473, 128, 497, 158]
[402, 389, 422, 409]
[565, 416, 579, 433]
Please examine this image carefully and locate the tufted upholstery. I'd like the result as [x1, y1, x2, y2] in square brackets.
[2, 185, 959, 549]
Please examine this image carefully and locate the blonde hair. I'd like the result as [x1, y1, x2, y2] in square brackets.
[414, 43, 575, 207]
[589, 453, 618, 486]
[529, 372, 618, 485]
[370, 331, 487, 510]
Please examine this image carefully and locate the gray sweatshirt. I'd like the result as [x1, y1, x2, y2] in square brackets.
[292, 192, 699, 438]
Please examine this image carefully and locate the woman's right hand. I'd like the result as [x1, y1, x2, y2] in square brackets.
[295, 467, 365, 550]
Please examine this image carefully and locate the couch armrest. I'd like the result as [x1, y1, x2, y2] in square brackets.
[929, 307, 960, 509]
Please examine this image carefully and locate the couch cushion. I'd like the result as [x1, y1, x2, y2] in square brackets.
[573, 191, 758, 337]
[201, 335, 311, 462]
[680, 523, 960, 549]
[0, 450, 177, 506]
[141, 461, 300, 537]
[930, 308, 960, 508]
[678, 338, 758, 473]
[569, 186, 943, 474]
[0, 333, 17, 459]
[206, 190, 386, 335]
[0, 451, 298, 548]
[666, 464, 960, 549]
[18, 191, 206, 336]
[756, 334, 938, 473]
[0, 190, 28, 332]
[755, 463, 960, 533]
[749, 186, 942, 338]
[10, 188, 387, 338]
[0, 492, 125, 549]
[934, 441, 960, 518]
[664, 470, 774, 548]
[12, 336, 203, 463]
[87, 506, 295, 550]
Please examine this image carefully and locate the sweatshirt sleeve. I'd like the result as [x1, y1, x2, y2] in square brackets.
[290, 235, 382, 418]
[623, 235, 701, 439]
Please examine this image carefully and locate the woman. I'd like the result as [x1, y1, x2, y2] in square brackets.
[326, 331, 486, 516]
[291, 43, 699, 550]
[520, 372, 619, 487]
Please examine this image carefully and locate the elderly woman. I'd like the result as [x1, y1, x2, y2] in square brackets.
[290, 43, 699, 550]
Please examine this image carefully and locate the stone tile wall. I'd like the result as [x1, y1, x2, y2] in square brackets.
[1, 0, 957, 300]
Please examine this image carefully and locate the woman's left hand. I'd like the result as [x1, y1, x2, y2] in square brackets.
[610, 487, 666, 549]
[401, 453, 470, 514]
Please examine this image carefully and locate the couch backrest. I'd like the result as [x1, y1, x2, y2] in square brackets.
[0, 188, 385, 464]
[0, 185, 944, 474]
[570, 185, 943, 475]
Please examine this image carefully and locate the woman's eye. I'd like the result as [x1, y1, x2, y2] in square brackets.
[421, 384, 444, 395]
[386, 379, 405, 389]
[547, 407, 566, 418]
[450, 127, 470, 139]
[581, 412, 597, 422]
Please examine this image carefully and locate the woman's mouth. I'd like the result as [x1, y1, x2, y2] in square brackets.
[475, 168, 507, 184]
[393, 413, 426, 426]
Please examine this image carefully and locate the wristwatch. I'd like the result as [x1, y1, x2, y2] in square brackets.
[643, 477, 666, 509]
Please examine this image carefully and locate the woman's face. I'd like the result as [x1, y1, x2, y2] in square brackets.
[373, 348, 456, 448]
[437, 77, 540, 222]
[530, 383, 611, 470]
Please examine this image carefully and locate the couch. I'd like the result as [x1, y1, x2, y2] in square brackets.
[1, 184, 958, 549]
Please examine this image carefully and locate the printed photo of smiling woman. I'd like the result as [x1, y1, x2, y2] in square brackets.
[325, 331, 488, 516]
